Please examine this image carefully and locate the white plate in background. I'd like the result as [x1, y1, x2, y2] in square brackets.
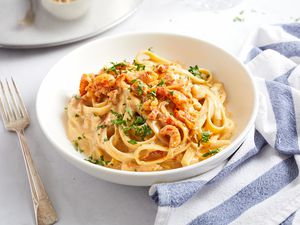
[0, 0, 142, 49]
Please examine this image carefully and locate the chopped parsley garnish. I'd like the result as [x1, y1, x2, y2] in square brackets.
[157, 79, 165, 87]
[148, 47, 153, 52]
[77, 136, 82, 140]
[188, 65, 210, 80]
[128, 139, 137, 144]
[137, 81, 144, 96]
[131, 79, 138, 84]
[126, 107, 133, 118]
[133, 60, 145, 71]
[188, 65, 202, 78]
[202, 148, 220, 157]
[75, 114, 80, 118]
[134, 124, 152, 140]
[64, 106, 68, 111]
[73, 140, 83, 153]
[233, 16, 244, 22]
[133, 116, 146, 125]
[111, 110, 127, 125]
[112, 119, 126, 125]
[103, 137, 109, 142]
[169, 91, 174, 96]
[86, 155, 109, 166]
[121, 114, 152, 141]
[105, 62, 127, 74]
[147, 90, 156, 99]
[138, 103, 143, 110]
[97, 124, 107, 130]
[201, 131, 211, 143]
[74, 95, 80, 100]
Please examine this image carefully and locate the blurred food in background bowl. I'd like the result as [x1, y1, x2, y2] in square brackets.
[41, 0, 92, 20]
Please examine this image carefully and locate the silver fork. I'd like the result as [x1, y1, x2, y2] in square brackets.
[0, 78, 58, 225]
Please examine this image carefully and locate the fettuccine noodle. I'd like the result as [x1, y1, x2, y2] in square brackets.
[66, 50, 234, 172]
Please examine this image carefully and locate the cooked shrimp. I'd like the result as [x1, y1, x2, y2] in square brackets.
[160, 125, 181, 148]
[79, 74, 94, 96]
[174, 109, 195, 129]
[168, 90, 189, 110]
[142, 98, 158, 111]
[139, 71, 158, 84]
[92, 74, 116, 96]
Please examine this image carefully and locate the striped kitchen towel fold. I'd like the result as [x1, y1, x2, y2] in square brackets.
[149, 23, 300, 225]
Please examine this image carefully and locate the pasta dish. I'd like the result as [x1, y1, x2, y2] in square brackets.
[66, 50, 234, 172]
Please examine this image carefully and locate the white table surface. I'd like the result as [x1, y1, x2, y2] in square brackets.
[0, 0, 299, 224]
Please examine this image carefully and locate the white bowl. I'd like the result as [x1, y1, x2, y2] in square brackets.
[36, 33, 258, 186]
[41, 0, 92, 20]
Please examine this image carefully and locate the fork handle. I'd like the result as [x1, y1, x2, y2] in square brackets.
[17, 129, 58, 225]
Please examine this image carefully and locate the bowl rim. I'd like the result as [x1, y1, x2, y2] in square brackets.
[36, 31, 258, 177]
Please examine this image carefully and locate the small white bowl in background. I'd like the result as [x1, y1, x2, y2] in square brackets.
[41, 0, 92, 20]
[36, 33, 258, 186]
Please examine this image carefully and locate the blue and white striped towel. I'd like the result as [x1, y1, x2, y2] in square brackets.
[149, 23, 300, 225]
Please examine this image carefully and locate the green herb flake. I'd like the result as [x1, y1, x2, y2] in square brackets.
[188, 65, 210, 80]
[121, 114, 152, 141]
[157, 79, 165, 87]
[112, 119, 126, 125]
[75, 114, 80, 118]
[233, 16, 244, 22]
[201, 131, 211, 143]
[73, 140, 83, 153]
[103, 137, 109, 142]
[74, 95, 81, 100]
[128, 139, 137, 144]
[148, 47, 153, 52]
[137, 81, 144, 96]
[133, 60, 145, 71]
[111, 110, 126, 125]
[137, 124, 152, 140]
[169, 91, 174, 96]
[133, 116, 146, 126]
[148, 90, 156, 99]
[86, 155, 109, 166]
[126, 107, 133, 118]
[105, 62, 127, 74]
[64, 106, 68, 111]
[188, 65, 202, 78]
[138, 103, 143, 111]
[131, 79, 138, 84]
[202, 148, 220, 157]
[97, 124, 107, 130]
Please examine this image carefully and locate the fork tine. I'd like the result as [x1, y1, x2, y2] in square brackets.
[0, 94, 8, 123]
[11, 77, 29, 120]
[6, 78, 21, 119]
[0, 80, 14, 122]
